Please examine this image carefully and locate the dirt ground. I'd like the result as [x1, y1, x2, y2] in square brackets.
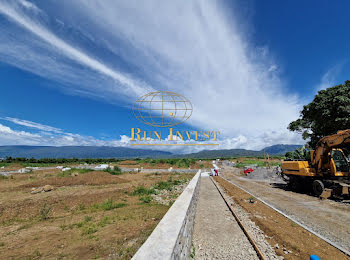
[215, 175, 349, 260]
[0, 167, 195, 259]
[221, 167, 350, 254]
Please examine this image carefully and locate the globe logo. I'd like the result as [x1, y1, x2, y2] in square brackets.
[133, 91, 193, 127]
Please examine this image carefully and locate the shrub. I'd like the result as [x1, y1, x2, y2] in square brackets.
[139, 195, 152, 204]
[81, 224, 98, 235]
[132, 186, 157, 196]
[39, 203, 52, 220]
[92, 199, 126, 211]
[104, 166, 122, 175]
[155, 181, 173, 191]
[84, 216, 92, 222]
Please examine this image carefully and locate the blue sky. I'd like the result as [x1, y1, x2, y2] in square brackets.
[0, 0, 349, 153]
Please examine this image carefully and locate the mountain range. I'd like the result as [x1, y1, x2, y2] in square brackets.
[0, 144, 303, 159]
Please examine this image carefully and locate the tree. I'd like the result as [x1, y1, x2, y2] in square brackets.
[288, 80, 350, 149]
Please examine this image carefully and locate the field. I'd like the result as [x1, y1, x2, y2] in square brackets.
[232, 157, 282, 168]
[0, 163, 196, 259]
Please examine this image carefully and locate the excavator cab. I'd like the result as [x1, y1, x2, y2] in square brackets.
[330, 149, 350, 174]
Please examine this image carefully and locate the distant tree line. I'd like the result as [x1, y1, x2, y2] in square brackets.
[1, 157, 122, 164]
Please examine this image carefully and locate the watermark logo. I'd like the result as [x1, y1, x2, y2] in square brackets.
[130, 91, 219, 146]
[133, 91, 192, 127]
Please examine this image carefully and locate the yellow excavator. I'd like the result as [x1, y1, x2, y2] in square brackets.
[281, 129, 350, 198]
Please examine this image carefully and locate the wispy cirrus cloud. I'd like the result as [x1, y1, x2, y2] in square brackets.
[316, 63, 345, 91]
[0, 117, 131, 147]
[0, 0, 154, 102]
[2, 117, 63, 133]
[0, 0, 304, 149]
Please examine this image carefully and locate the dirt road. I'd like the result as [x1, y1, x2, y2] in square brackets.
[222, 168, 350, 253]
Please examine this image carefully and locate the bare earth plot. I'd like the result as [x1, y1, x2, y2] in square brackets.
[0, 167, 194, 259]
[220, 167, 350, 259]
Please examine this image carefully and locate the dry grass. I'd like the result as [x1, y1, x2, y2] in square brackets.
[0, 167, 194, 259]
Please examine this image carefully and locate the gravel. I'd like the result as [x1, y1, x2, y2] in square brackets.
[192, 176, 259, 260]
[245, 167, 285, 184]
[215, 183, 283, 260]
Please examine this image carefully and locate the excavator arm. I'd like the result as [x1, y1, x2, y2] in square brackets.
[312, 129, 350, 173]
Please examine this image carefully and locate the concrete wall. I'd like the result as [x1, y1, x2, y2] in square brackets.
[132, 170, 201, 260]
[120, 167, 199, 174]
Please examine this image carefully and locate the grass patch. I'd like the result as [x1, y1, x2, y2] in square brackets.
[235, 159, 282, 168]
[154, 177, 187, 191]
[0, 175, 8, 180]
[139, 195, 153, 204]
[57, 168, 93, 177]
[39, 203, 52, 221]
[81, 223, 98, 235]
[133, 186, 157, 196]
[84, 216, 93, 222]
[103, 166, 123, 175]
[98, 216, 113, 227]
[0, 162, 12, 167]
[92, 199, 127, 211]
[190, 246, 196, 258]
[138, 158, 196, 168]
[0, 242, 4, 247]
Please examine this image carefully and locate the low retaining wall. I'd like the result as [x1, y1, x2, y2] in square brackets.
[132, 170, 201, 260]
[120, 167, 199, 174]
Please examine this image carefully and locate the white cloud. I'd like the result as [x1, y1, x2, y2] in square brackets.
[0, 117, 303, 153]
[0, 0, 303, 149]
[316, 64, 344, 91]
[0, 0, 154, 101]
[0, 120, 129, 147]
[2, 117, 63, 133]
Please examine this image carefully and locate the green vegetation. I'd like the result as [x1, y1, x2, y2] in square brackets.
[132, 177, 188, 205]
[133, 186, 158, 196]
[57, 168, 92, 177]
[103, 166, 122, 175]
[84, 216, 93, 222]
[137, 158, 196, 167]
[139, 195, 153, 204]
[98, 216, 113, 227]
[39, 203, 52, 221]
[285, 146, 311, 160]
[81, 223, 98, 236]
[154, 177, 187, 191]
[1, 156, 122, 165]
[288, 80, 350, 148]
[91, 199, 127, 211]
[0, 162, 11, 167]
[235, 159, 281, 168]
[190, 246, 196, 258]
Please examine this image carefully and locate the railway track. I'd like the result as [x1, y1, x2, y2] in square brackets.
[214, 174, 350, 258]
[209, 176, 265, 260]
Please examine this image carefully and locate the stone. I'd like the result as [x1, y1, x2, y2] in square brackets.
[31, 187, 44, 194]
[43, 185, 54, 192]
